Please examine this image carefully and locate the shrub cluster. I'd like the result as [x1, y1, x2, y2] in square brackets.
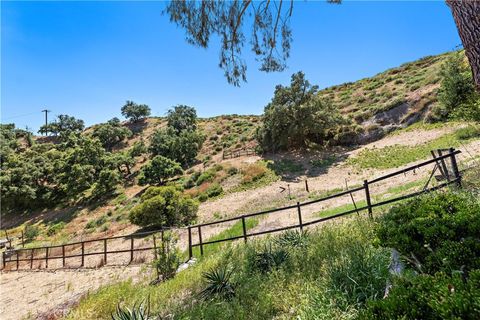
[129, 186, 198, 228]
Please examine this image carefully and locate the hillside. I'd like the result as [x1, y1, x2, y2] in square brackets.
[0, 50, 467, 243]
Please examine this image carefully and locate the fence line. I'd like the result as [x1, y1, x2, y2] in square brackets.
[2, 148, 461, 271]
[222, 147, 258, 160]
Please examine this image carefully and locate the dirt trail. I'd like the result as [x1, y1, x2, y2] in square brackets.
[2, 126, 479, 320]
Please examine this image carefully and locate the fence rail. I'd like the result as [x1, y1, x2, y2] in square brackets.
[222, 147, 258, 160]
[2, 148, 462, 271]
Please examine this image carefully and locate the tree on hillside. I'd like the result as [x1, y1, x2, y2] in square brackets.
[121, 100, 151, 122]
[38, 114, 85, 137]
[92, 119, 132, 151]
[167, 105, 198, 133]
[257, 72, 347, 151]
[138, 155, 183, 185]
[167, 1, 480, 91]
[129, 186, 198, 228]
[149, 127, 204, 167]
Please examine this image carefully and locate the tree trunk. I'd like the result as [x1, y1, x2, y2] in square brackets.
[446, 0, 480, 91]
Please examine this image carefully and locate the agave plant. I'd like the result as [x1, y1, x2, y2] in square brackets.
[111, 299, 151, 320]
[252, 244, 289, 273]
[275, 229, 310, 248]
[199, 266, 236, 300]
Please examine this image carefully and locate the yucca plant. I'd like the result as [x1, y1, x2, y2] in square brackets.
[199, 266, 236, 300]
[111, 299, 151, 320]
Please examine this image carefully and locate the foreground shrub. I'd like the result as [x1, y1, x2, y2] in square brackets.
[247, 244, 290, 274]
[360, 270, 480, 320]
[129, 186, 198, 228]
[152, 231, 180, 282]
[376, 190, 480, 274]
[138, 155, 183, 186]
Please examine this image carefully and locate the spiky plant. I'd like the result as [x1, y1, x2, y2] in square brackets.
[275, 229, 310, 248]
[111, 300, 150, 320]
[199, 266, 236, 300]
[251, 244, 289, 273]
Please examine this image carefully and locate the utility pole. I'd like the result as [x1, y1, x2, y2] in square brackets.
[41, 109, 50, 136]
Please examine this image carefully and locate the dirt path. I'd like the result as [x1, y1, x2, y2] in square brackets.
[0, 265, 149, 320]
[2, 125, 479, 320]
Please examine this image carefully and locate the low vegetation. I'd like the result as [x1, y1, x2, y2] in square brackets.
[68, 189, 480, 319]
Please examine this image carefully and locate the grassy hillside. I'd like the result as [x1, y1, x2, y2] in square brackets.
[318, 52, 451, 124]
[1, 50, 468, 248]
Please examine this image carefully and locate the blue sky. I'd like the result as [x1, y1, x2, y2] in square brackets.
[2, 1, 461, 132]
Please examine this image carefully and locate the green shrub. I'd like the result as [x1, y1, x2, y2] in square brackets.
[206, 183, 223, 198]
[196, 171, 215, 186]
[360, 270, 480, 320]
[153, 231, 181, 282]
[24, 224, 39, 242]
[227, 167, 238, 176]
[375, 191, 480, 274]
[46, 222, 66, 236]
[129, 186, 198, 228]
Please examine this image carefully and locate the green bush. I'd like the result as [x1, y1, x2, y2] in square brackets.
[360, 270, 480, 320]
[153, 231, 181, 282]
[24, 224, 39, 242]
[206, 183, 223, 198]
[196, 171, 215, 186]
[375, 191, 480, 274]
[111, 300, 150, 320]
[46, 222, 66, 236]
[129, 186, 198, 228]
[138, 155, 183, 186]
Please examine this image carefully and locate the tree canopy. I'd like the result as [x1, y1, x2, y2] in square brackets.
[138, 155, 183, 186]
[92, 118, 132, 151]
[257, 72, 348, 151]
[167, 105, 198, 133]
[121, 100, 151, 122]
[38, 114, 85, 137]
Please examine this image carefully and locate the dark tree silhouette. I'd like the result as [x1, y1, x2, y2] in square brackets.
[168, 0, 479, 91]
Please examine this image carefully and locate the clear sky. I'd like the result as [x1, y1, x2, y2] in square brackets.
[1, 1, 461, 132]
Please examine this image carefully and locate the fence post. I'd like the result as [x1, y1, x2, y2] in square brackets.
[153, 235, 158, 260]
[2, 251, 5, 269]
[188, 227, 193, 261]
[62, 245, 66, 267]
[130, 237, 134, 263]
[45, 247, 48, 269]
[241, 217, 247, 243]
[16, 251, 19, 270]
[198, 226, 204, 256]
[81, 242, 85, 267]
[437, 149, 450, 181]
[21, 230, 24, 248]
[449, 148, 462, 187]
[104, 239, 107, 265]
[364, 180, 373, 219]
[297, 202, 303, 231]
[305, 180, 309, 192]
[30, 249, 34, 269]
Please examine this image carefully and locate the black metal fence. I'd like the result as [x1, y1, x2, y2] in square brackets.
[2, 148, 462, 271]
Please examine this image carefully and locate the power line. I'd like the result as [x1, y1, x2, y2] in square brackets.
[1, 111, 39, 121]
